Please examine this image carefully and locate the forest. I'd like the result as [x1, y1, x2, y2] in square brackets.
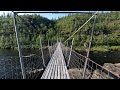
[0, 11, 120, 52]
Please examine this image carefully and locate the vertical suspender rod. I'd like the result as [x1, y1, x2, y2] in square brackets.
[13, 11, 26, 79]
[82, 14, 97, 79]
[39, 35, 45, 67]
[67, 38, 74, 67]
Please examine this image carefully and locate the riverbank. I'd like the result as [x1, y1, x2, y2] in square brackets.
[0, 45, 49, 50]
[68, 63, 120, 79]
[0, 45, 120, 53]
[74, 46, 120, 53]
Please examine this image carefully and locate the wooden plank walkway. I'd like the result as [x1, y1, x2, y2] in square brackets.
[41, 42, 70, 79]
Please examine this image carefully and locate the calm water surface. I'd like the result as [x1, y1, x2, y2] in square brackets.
[0, 49, 120, 78]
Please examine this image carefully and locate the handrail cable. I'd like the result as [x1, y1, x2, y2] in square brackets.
[64, 11, 98, 43]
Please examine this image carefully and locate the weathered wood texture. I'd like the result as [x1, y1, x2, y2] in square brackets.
[41, 43, 70, 79]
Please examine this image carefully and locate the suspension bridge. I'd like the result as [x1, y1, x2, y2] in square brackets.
[0, 11, 120, 79]
[41, 42, 70, 79]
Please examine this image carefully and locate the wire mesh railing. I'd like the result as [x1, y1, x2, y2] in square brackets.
[62, 46, 120, 79]
[0, 46, 52, 79]
[0, 56, 22, 79]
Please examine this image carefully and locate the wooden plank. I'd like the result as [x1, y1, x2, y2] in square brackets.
[50, 65, 55, 79]
[52, 52, 58, 79]
[46, 65, 53, 79]
[49, 59, 54, 79]
[56, 58, 59, 79]
[41, 65, 48, 79]
[41, 66, 50, 79]
[58, 45, 63, 79]
[54, 65, 57, 79]
[64, 66, 70, 79]
[44, 66, 51, 79]
[41, 42, 70, 79]
[42, 55, 55, 79]
[63, 66, 66, 79]
[60, 65, 63, 79]
[45, 59, 54, 75]
[41, 53, 54, 79]
[57, 58, 60, 79]
[66, 68, 70, 79]
[51, 60, 56, 79]
[60, 53, 65, 79]
[53, 57, 56, 79]
[50, 55, 56, 79]
[55, 56, 58, 79]
[62, 50, 70, 79]
[58, 65, 60, 79]
[61, 64, 64, 79]
[47, 56, 55, 79]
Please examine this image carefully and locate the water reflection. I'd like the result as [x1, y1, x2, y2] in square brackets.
[0, 48, 50, 79]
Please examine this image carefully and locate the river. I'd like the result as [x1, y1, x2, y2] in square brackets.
[0, 49, 120, 79]
[0, 48, 51, 79]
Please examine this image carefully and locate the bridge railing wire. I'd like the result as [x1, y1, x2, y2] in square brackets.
[61, 45, 120, 79]
[0, 46, 51, 79]
[0, 56, 23, 79]
[60, 11, 120, 79]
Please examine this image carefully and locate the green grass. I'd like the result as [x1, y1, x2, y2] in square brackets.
[92, 46, 120, 52]
[109, 46, 120, 51]
[91, 46, 109, 52]
[74, 46, 120, 53]
[74, 46, 86, 52]
[1, 44, 120, 53]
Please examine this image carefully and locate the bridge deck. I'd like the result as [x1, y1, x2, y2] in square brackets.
[41, 43, 70, 79]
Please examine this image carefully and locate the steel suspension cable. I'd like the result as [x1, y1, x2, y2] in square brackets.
[64, 11, 98, 43]
[82, 13, 97, 79]
[13, 11, 26, 79]
[17, 14, 46, 69]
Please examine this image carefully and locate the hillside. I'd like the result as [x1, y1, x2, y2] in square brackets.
[0, 12, 120, 52]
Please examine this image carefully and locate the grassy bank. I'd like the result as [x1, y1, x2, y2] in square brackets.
[74, 46, 120, 53]
[0, 45, 49, 50]
[1, 45, 120, 53]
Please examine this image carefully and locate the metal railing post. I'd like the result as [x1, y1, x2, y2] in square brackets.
[57, 37, 58, 44]
[13, 11, 26, 79]
[48, 39, 51, 58]
[67, 38, 74, 68]
[60, 37, 61, 43]
[66, 42, 68, 57]
[39, 35, 45, 67]
[82, 14, 97, 79]
[51, 42, 53, 55]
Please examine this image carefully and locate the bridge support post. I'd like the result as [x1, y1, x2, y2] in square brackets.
[51, 42, 52, 55]
[13, 11, 26, 79]
[57, 37, 58, 44]
[66, 42, 68, 58]
[82, 14, 97, 79]
[48, 39, 51, 58]
[60, 38, 61, 43]
[67, 38, 74, 68]
[39, 35, 46, 67]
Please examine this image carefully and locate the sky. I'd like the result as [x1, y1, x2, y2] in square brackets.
[33, 13, 69, 19]
[0, 11, 69, 19]
[0, 11, 110, 20]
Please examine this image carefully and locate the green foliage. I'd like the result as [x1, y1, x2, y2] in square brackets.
[0, 12, 120, 52]
[92, 46, 109, 52]
[109, 46, 120, 51]
[0, 35, 6, 48]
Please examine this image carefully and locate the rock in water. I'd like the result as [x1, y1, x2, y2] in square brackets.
[114, 63, 120, 68]
[91, 70, 105, 79]
[79, 68, 91, 79]
[103, 63, 120, 77]
[68, 68, 91, 79]
[68, 68, 82, 79]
